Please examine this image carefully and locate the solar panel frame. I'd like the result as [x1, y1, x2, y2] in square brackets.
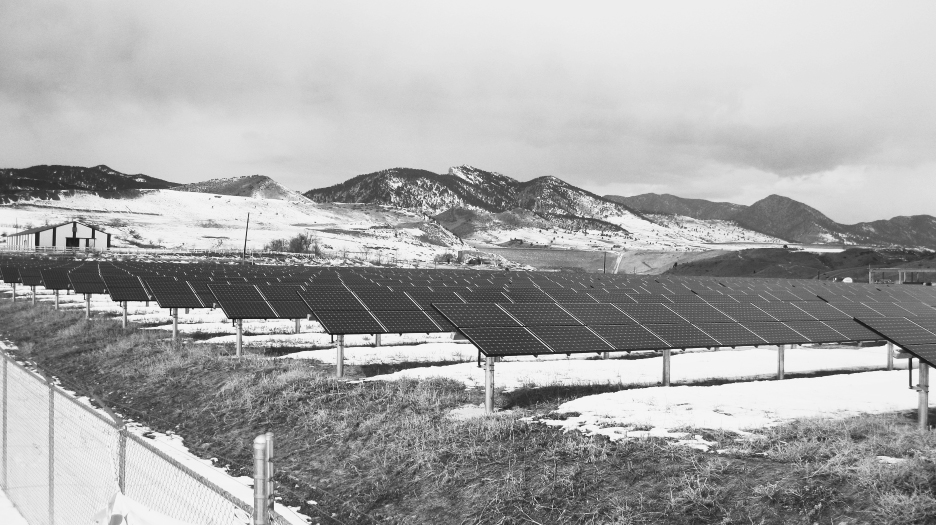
[589, 324, 669, 350]
[298, 289, 367, 311]
[528, 325, 613, 353]
[460, 326, 553, 357]
[665, 303, 734, 323]
[712, 303, 781, 322]
[432, 303, 522, 328]
[738, 322, 811, 345]
[643, 323, 719, 348]
[821, 320, 882, 342]
[693, 322, 767, 346]
[902, 344, 936, 367]
[217, 300, 277, 320]
[613, 303, 687, 324]
[313, 309, 387, 334]
[498, 303, 582, 326]
[267, 300, 313, 319]
[560, 303, 638, 325]
[782, 320, 849, 343]
[857, 317, 936, 346]
[352, 288, 420, 311]
[753, 302, 817, 322]
[790, 302, 853, 321]
[371, 310, 445, 333]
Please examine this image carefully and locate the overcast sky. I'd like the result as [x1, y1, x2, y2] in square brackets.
[2, 1, 934, 223]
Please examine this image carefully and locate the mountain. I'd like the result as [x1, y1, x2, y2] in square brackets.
[174, 175, 310, 202]
[605, 193, 744, 220]
[611, 192, 936, 248]
[305, 165, 647, 229]
[0, 164, 178, 203]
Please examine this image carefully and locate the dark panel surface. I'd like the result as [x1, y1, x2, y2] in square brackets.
[528, 326, 613, 353]
[460, 327, 553, 356]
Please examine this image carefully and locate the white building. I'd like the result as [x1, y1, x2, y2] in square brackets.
[6, 221, 111, 251]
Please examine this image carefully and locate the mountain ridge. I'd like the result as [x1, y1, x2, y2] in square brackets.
[0, 164, 179, 203]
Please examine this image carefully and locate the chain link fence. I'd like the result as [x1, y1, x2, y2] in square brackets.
[0, 350, 294, 525]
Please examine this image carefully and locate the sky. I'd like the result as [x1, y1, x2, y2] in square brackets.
[1, 1, 935, 224]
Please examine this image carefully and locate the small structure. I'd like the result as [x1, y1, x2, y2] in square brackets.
[6, 221, 111, 251]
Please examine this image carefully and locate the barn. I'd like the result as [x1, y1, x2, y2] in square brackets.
[6, 221, 111, 251]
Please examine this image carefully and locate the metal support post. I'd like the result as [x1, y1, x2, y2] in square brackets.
[118, 426, 127, 493]
[662, 349, 671, 386]
[86, 294, 91, 319]
[920, 362, 930, 430]
[375, 333, 381, 347]
[294, 319, 300, 334]
[185, 308, 189, 315]
[602, 351, 609, 360]
[122, 302, 128, 329]
[2, 355, 6, 489]
[265, 432, 274, 514]
[31, 286, 35, 306]
[236, 319, 243, 358]
[172, 308, 179, 342]
[777, 345, 785, 380]
[48, 378, 55, 525]
[10, 283, 14, 303]
[887, 342, 894, 371]
[336, 335, 345, 377]
[252, 434, 270, 525]
[485, 356, 495, 414]
[54, 290, 59, 310]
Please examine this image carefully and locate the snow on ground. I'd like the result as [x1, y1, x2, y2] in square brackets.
[0, 490, 28, 525]
[362, 345, 902, 391]
[544, 370, 922, 443]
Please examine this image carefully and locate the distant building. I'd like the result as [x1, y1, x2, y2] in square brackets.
[6, 221, 111, 251]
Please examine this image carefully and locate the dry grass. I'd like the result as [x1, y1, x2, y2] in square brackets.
[2, 300, 936, 524]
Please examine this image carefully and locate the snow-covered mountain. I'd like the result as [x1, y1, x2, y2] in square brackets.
[175, 175, 310, 202]
[0, 164, 179, 203]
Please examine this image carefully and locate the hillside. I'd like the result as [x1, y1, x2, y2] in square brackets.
[175, 175, 311, 202]
[613, 192, 936, 248]
[664, 247, 936, 280]
[0, 164, 178, 203]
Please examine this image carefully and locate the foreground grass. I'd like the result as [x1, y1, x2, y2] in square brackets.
[2, 301, 936, 524]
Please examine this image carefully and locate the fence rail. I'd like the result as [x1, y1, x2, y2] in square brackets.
[0, 349, 293, 525]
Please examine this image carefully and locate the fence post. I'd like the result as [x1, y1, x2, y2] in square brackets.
[265, 432, 274, 514]
[252, 434, 269, 525]
[48, 377, 55, 525]
[118, 425, 127, 494]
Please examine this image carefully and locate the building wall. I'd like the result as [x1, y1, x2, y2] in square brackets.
[7, 222, 109, 250]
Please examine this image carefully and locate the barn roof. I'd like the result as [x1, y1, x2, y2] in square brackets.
[8, 221, 107, 237]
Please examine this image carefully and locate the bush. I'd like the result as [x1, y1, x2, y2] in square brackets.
[265, 233, 321, 255]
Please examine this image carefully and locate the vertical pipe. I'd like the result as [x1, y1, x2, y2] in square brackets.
[602, 351, 609, 360]
[31, 286, 35, 306]
[920, 362, 930, 430]
[54, 290, 59, 310]
[777, 345, 786, 380]
[336, 335, 345, 377]
[236, 319, 243, 358]
[122, 302, 128, 329]
[172, 308, 179, 342]
[2, 354, 6, 490]
[252, 434, 269, 525]
[485, 356, 495, 414]
[11, 283, 14, 303]
[48, 378, 54, 525]
[662, 349, 671, 386]
[887, 342, 894, 371]
[294, 319, 300, 334]
[265, 432, 274, 514]
[375, 333, 381, 347]
[86, 294, 91, 319]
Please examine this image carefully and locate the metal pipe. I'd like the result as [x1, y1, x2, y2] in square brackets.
[485, 356, 495, 414]
[122, 301, 128, 329]
[887, 342, 894, 371]
[778, 345, 786, 380]
[86, 294, 91, 319]
[265, 432, 274, 514]
[31, 286, 35, 306]
[252, 434, 269, 525]
[54, 290, 58, 310]
[602, 351, 609, 360]
[294, 319, 300, 334]
[920, 362, 930, 430]
[662, 349, 671, 386]
[236, 319, 243, 358]
[48, 377, 55, 525]
[10, 283, 14, 303]
[375, 333, 381, 347]
[336, 335, 345, 377]
[172, 308, 179, 342]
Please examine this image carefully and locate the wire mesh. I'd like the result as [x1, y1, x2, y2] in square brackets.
[51, 388, 121, 524]
[5, 363, 51, 525]
[124, 435, 251, 525]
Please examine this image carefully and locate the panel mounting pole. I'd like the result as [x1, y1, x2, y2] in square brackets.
[375, 333, 381, 347]
[336, 335, 345, 377]
[122, 301, 128, 329]
[920, 362, 930, 430]
[31, 286, 35, 306]
[485, 356, 495, 414]
[85, 294, 91, 319]
[887, 342, 894, 371]
[777, 345, 785, 380]
[662, 349, 671, 386]
[294, 319, 301, 334]
[10, 283, 14, 303]
[236, 319, 243, 358]
[54, 290, 58, 310]
[172, 308, 179, 342]
[602, 351, 609, 360]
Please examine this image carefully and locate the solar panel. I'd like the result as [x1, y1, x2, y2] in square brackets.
[257, 285, 304, 301]
[589, 325, 669, 350]
[528, 326, 613, 353]
[432, 303, 522, 328]
[693, 323, 767, 346]
[143, 279, 204, 308]
[460, 327, 553, 356]
[754, 302, 817, 322]
[828, 303, 884, 318]
[208, 284, 265, 303]
[894, 303, 936, 316]
[458, 290, 512, 303]
[498, 303, 581, 326]
[0, 267, 22, 283]
[68, 275, 108, 295]
[218, 301, 277, 320]
[371, 311, 443, 333]
[545, 289, 595, 303]
[790, 302, 852, 321]
[644, 324, 719, 348]
[628, 294, 674, 304]
[423, 309, 457, 332]
[298, 289, 366, 311]
[857, 317, 936, 346]
[107, 287, 151, 302]
[739, 322, 811, 345]
[821, 320, 881, 342]
[668, 294, 707, 304]
[313, 310, 386, 334]
[868, 303, 922, 318]
[18, 269, 43, 286]
[665, 303, 734, 323]
[783, 320, 849, 343]
[909, 316, 936, 334]
[352, 288, 420, 311]
[503, 289, 553, 303]
[902, 344, 936, 367]
[613, 303, 687, 324]
[40, 269, 71, 290]
[587, 292, 637, 304]
[560, 303, 637, 325]
[268, 301, 312, 319]
[404, 290, 465, 309]
[712, 303, 779, 322]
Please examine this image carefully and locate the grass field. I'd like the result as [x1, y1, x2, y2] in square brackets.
[2, 301, 936, 524]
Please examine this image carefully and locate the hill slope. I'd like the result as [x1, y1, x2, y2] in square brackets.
[175, 175, 310, 202]
[605, 193, 744, 220]
[0, 164, 178, 203]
